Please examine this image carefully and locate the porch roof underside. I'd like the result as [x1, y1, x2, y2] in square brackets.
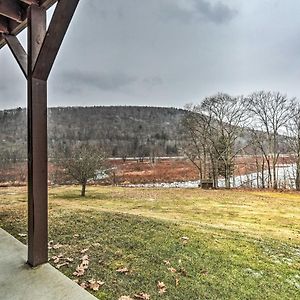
[0, 0, 57, 49]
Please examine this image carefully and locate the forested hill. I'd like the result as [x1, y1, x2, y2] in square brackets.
[0, 106, 188, 160]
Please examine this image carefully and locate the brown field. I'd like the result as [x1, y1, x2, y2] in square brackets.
[0, 155, 296, 186]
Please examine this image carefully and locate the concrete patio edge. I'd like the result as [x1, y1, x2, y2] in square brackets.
[0, 228, 98, 300]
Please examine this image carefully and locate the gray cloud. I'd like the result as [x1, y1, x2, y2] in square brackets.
[56, 71, 137, 94]
[194, 0, 238, 24]
[1, 0, 300, 110]
[162, 0, 237, 24]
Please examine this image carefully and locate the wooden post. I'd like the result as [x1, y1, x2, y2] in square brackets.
[1, 0, 79, 267]
[27, 4, 48, 267]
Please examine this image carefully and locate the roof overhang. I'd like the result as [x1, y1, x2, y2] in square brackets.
[0, 0, 57, 49]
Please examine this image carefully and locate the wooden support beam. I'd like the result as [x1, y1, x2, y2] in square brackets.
[27, 4, 48, 268]
[0, 0, 58, 49]
[5, 34, 27, 78]
[0, 16, 8, 33]
[0, 0, 24, 22]
[0, 0, 78, 268]
[19, 0, 38, 4]
[33, 0, 79, 80]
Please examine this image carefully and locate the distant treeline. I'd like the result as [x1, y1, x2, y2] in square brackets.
[0, 106, 188, 163]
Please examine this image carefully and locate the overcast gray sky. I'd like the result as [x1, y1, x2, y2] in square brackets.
[1, 0, 300, 109]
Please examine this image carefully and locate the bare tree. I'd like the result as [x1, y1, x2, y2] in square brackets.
[182, 104, 216, 187]
[247, 91, 294, 189]
[183, 94, 249, 189]
[200, 93, 249, 188]
[55, 144, 106, 197]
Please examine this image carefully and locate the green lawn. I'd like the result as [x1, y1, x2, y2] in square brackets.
[1, 186, 300, 300]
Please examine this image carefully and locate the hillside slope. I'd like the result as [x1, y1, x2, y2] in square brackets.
[0, 106, 188, 160]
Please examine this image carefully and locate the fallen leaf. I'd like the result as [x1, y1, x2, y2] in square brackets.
[157, 281, 166, 294]
[175, 277, 179, 287]
[66, 257, 74, 262]
[53, 243, 63, 249]
[81, 254, 89, 261]
[56, 262, 69, 269]
[73, 234, 79, 237]
[48, 241, 54, 250]
[163, 260, 170, 265]
[168, 267, 177, 273]
[88, 279, 104, 291]
[80, 255, 89, 269]
[80, 282, 88, 289]
[73, 265, 85, 277]
[81, 248, 89, 254]
[134, 293, 150, 300]
[116, 267, 129, 274]
[181, 237, 189, 245]
[118, 296, 134, 300]
[53, 257, 60, 264]
[81, 261, 89, 270]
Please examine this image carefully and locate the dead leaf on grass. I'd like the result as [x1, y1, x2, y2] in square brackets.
[163, 260, 170, 265]
[81, 254, 89, 261]
[81, 261, 89, 269]
[118, 296, 134, 300]
[48, 240, 54, 249]
[168, 267, 177, 273]
[81, 248, 89, 254]
[56, 262, 69, 269]
[134, 292, 150, 300]
[80, 282, 88, 289]
[116, 267, 129, 274]
[66, 257, 74, 262]
[181, 236, 189, 245]
[88, 278, 105, 291]
[157, 281, 166, 294]
[53, 257, 60, 264]
[175, 277, 179, 287]
[53, 243, 63, 249]
[73, 265, 85, 277]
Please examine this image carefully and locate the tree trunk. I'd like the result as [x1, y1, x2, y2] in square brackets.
[81, 182, 86, 197]
[272, 163, 278, 190]
[266, 158, 272, 188]
[296, 159, 300, 191]
[198, 170, 202, 188]
[255, 156, 259, 188]
[261, 157, 265, 189]
[224, 162, 231, 189]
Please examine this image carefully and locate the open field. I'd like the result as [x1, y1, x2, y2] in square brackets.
[1, 186, 300, 299]
[0, 155, 295, 186]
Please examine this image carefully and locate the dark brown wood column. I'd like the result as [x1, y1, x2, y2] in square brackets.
[1, 0, 79, 268]
[27, 4, 48, 267]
